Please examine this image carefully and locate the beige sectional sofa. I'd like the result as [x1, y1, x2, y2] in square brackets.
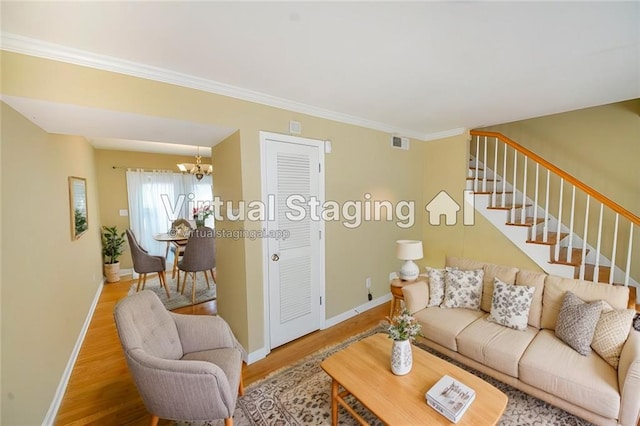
[402, 256, 640, 426]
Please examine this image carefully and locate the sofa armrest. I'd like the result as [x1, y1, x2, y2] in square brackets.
[618, 329, 640, 426]
[402, 281, 430, 315]
[171, 313, 247, 360]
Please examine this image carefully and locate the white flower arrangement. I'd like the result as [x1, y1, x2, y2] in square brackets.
[384, 308, 422, 342]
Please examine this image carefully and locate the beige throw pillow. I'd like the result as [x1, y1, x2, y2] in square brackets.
[591, 301, 635, 368]
[555, 291, 604, 356]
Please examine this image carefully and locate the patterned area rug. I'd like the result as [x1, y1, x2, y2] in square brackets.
[179, 328, 593, 426]
[127, 272, 216, 311]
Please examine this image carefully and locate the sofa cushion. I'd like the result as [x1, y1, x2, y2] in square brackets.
[444, 256, 518, 312]
[487, 278, 535, 331]
[414, 307, 484, 351]
[457, 314, 537, 377]
[555, 291, 604, 356]
[515, 269, 546, 329]
[481, 263, 520, 313]
[541, 275, 630, 331]
[402, 281, 429, 315]
[591, 301, 636, 369]
[425, 267, 447, 307]
[519, 330, 620, 419]
[442, 269, 484, 310]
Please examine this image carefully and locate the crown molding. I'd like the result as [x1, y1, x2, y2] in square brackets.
[1, 32, 463, 142]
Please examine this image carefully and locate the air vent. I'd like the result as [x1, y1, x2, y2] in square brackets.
[391, 136, 409, 150]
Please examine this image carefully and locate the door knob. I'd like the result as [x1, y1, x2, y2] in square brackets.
[272, 254, 280, 261]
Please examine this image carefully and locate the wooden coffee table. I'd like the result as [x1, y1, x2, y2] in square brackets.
[320, 333, 507, 425]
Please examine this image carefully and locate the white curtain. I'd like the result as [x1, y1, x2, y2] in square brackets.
[126, 170, 213, 262]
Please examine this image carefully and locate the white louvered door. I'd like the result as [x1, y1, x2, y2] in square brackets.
[264, 133, 324, 349]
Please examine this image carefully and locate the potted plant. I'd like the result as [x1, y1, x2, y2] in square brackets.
[102, 226, 126, 283]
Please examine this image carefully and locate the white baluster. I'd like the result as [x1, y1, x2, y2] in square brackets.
[501, 143, 507, 208]
[594, 203, 603, 283]
[566, 186, 576, 263]
[511, 151, 518, 224]
[543, 170, 550, 243]
[474, 136, 480, 193]
[532, 164, 540, 241]
[482, 136, 488, 193]
[579, 196, 590, 280]
[521, 156, 528, 225]
[624, 224, 633, 286]
[609, 213, 619, 285]
[492, 137, 498, 208]
[554, 178, 564, 262]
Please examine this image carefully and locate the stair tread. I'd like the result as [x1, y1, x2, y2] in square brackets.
[509, 217, 546, 227]
[487, 204, 532, 210]
[467, 177, 500, 181]
[578, 264, 612, 283]
[550, 247, 587, 267]
[527, 231, 568, 245]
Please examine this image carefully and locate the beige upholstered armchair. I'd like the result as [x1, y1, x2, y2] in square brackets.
[113, 290, 246, 426]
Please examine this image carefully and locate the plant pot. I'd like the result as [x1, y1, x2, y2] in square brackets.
[104, 262, 121, 283]
[391, 339, 412, 375]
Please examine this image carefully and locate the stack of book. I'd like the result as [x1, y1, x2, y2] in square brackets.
[425, 375, 476, 423]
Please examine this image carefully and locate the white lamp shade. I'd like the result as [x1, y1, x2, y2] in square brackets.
[396, 240, 424, 260]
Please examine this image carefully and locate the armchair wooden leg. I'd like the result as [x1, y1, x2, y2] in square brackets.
[239, 373, 245, 396]
[150, 414, 159, 426]
[142, 273, 148, 290]
[224, 417, 233, 426]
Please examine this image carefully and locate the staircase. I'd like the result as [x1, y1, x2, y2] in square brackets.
[468, 131, 639, 305]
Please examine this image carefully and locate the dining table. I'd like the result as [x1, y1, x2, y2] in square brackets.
[153, 233, 189, 259]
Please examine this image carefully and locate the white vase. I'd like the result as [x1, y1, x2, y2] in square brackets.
[391, 339, 413, 375]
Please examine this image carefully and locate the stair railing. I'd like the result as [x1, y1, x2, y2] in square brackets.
[470, 130, 639, 287]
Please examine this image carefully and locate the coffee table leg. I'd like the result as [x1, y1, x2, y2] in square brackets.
[331, 378, 339, 426]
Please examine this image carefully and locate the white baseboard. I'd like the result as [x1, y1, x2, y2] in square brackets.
[323, 293, 391, 329]
[246, 292, 392, 365]
[42, 279, 104, 426]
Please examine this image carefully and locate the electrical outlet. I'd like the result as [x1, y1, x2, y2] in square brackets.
[365, 277, 371, 289]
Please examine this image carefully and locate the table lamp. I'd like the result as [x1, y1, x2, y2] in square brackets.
[396, 240, 423, 281]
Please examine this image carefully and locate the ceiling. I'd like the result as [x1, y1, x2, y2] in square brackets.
[1, 2, 639, 154]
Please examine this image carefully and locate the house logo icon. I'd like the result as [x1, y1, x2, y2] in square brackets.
[425, 190, 475, 226]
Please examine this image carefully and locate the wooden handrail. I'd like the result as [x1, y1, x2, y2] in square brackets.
[470, 130, 640, 227]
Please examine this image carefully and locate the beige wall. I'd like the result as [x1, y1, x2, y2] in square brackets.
[94, 149, 209, 270]
[211, 131, 249, 348]
[421, 133, 542, 272]
[484, 99, 640, 215]
[1, 102, 104, 425]
[1, 52, 426, 355]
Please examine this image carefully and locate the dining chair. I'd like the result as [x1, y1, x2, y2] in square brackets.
[114, 290, 245, 426]
[126, 229, 171, 298]
[177, 226, 216, 305]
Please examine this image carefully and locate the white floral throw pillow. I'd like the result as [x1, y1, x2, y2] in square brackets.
[487, 278, 535, 331]
[425, 267, 451, 307]
[442, 268, 484, 310]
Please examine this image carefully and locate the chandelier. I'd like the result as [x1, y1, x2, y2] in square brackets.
[177, 147, 212, 181]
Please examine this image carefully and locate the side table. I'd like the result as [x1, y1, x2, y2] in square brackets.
[389, 275, 428, 317]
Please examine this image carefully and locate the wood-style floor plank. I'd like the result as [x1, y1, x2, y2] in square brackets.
[54, 279, 387, 425]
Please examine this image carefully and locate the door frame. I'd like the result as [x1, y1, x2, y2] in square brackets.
[259, 131, 326, 356]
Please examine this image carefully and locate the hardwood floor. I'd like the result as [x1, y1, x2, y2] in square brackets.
[54, 279, 388, 425]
